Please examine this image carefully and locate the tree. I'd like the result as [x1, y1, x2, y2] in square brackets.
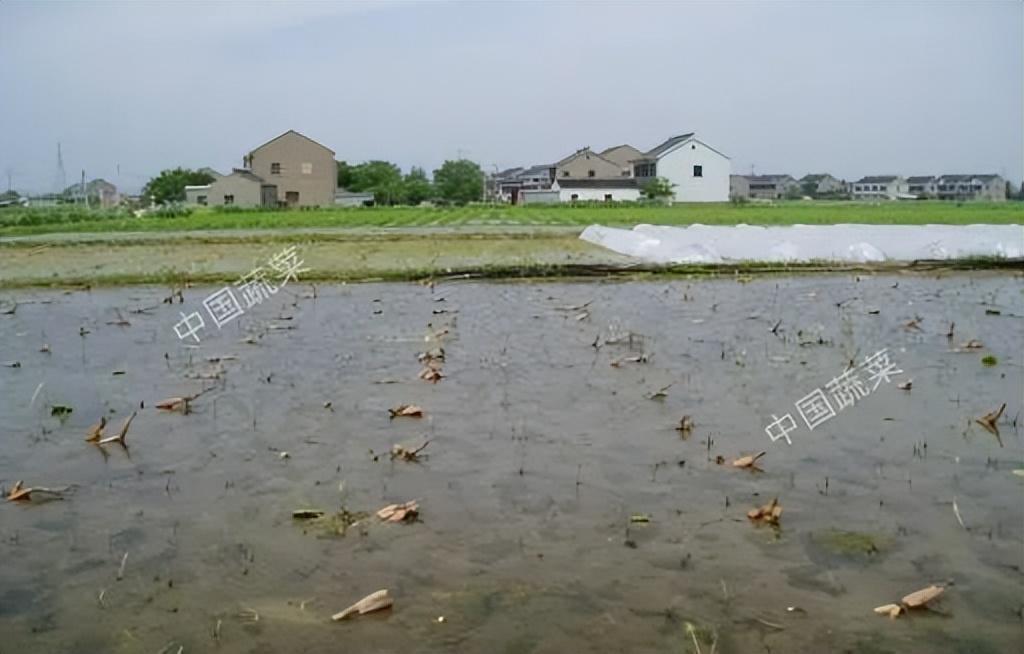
[348, 160, 404, 205]
[143, 168, 215, 204]
[642, 177, 675, 201]
[403, 167, 433, 205]
[336, 161, 355, 190]
[433, 159, 483, 205]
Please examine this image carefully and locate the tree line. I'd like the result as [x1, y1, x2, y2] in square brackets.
[138, 160, 486, 206]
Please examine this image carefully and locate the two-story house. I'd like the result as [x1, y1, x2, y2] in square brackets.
[630, 133, 730, 202]
[242, 130, 336, 207]
[799, 173, 847, 197]
[906, 176, 937, 198]
[745, 174, 799, 200]
[935, 174, 1007, 201]
[555, 147, 623, 180]
[851, 176, 908, 200]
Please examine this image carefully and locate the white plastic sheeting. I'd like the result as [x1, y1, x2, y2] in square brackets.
[579, 223, 1024, 264]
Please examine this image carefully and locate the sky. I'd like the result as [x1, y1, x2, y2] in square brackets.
[1, 0, 1022, 194]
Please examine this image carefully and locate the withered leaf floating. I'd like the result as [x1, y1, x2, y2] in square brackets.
[85, 416, 107, 442]
[960, 339, 984, 350]
[747, 498, 782, 525]
[976, 403, 1005, 435]
[388, 404, 423, 419]
[418, 367, 444, 383]
[732, 451, 766, 469]
[7, 480, 32, 502]
[902, 585, 944, 608]
[376, 500, 419, 523]
[98, 412, 136, 447]
[875, 585, 945, 619]
[873, 603, 903, 619]
[6, 481, 72, 502]
[332, 589, 392, 621]
[391, 440, 430, 461]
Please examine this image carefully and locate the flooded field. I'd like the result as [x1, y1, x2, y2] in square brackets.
[1, 273, 1021, 653]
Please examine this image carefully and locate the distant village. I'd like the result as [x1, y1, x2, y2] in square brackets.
[2, 129, 1018, 210]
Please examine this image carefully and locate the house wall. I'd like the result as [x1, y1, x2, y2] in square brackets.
[815, 176, 846, 194]
[656, 140, 730, 202]
[202, 175, 265, 207]
[520, 190, 560, 205]
[979, 178, 1007, 201]
[852, 177, 907, 200]
[600, 145, 644, 173]
[729, 175, 750, 199]
[556, 150, 624, 179]
[246, 132, 336, 207]
[557, 187, 641, 202]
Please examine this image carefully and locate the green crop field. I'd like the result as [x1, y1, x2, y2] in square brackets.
[0, 201, 1020, 237]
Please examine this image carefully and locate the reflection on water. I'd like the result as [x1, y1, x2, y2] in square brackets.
[1, 274, 1021, 653]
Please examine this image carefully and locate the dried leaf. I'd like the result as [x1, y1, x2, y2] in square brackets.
[748, 498, 782, 525]
[292, 509, 325, 520]
[976, 403, 1006, 435]
[156, 397, 186, 411]
[376, 500, 419, 523]
[7, 480, 32, 502]
[418, 367, 444, 383]
[901, 585, 944, 608]
[675, 415, 694, 434]
[629, 514, 651, 523]
[897, 380, 912, 391]
[732, 451, 766, 469]
[960, 339, 984, 350]
[98, 412, 136, 447]
[332, 589, 393, 621]
[390, 440, 430, 461]
[85, 416, 107, 443]
[388, 404, 423, 419]
[874, 603, 903, 619]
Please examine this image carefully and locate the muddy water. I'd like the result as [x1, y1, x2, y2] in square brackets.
[0, 274, 1021, 653]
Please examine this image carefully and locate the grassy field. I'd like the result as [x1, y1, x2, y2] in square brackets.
[0, 201, 1020, 237]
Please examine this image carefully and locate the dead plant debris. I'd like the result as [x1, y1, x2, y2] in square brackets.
[875, 585, 945, 619]
[388, 404, 423, 419]
[747, 498, 783, 525]
[376, 500, 419, 523]
[332, 589, 392, 621]
[976, 403, 1006, 435]
[732, 451, 766, 469]
[390, 440, 431, 461]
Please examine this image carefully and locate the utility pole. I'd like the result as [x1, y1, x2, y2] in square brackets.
[55, 142, 66, 195]
[81, 169, 87, 208]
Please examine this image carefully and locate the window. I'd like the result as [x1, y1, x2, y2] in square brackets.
[588, 169, 596, 177]
[604, 193, 613, 202]
[301, 162, 312, 175]
[285, 191, 299, 205]
[562, 171, 570, 177]
[693, 165, 703, 177]
[570, 193, 579, 201]
[224, 194, 234, 205]
[197, 195, 207, 206]
[271, 162, 281, 175]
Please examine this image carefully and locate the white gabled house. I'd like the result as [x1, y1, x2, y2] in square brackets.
[631, 133, 730, 202]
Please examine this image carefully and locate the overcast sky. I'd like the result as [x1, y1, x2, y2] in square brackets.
[1, 1, 1021, 193]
